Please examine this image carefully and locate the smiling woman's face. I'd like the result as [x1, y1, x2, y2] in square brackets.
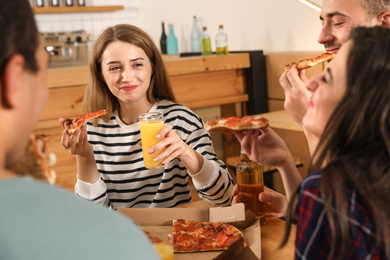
[101, 41, 153, 105]
[302, 41, 351, 137]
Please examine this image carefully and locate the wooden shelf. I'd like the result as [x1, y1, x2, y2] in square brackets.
[32, 5, 124, 14]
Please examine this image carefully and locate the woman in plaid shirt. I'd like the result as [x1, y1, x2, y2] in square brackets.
[234, 26, 390, 259]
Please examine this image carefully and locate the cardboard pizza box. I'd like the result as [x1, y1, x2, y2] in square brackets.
[118, 203, 261, 260]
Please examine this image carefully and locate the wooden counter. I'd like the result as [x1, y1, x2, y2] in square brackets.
[34, 53, 251, 191]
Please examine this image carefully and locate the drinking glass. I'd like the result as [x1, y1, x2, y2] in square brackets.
[151, 234, 174, 260]
[139, 112, 165, 169]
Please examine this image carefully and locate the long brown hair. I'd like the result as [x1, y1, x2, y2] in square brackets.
[282, 26, 390, 259]
[83, 24, 175, 123]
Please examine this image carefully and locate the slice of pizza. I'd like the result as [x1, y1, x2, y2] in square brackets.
[172, 219, 246, 252]
[64, 109, 107, 135]
[285, 51, 337, 71]
[204, 115, 269, 134]
[10, 134, 57, 184]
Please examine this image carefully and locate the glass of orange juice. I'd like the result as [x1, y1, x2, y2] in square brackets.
[139, 112, 165, 169]
[151, 234, 174, 260]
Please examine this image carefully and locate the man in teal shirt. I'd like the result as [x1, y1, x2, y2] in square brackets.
[0, 1, 158, 259]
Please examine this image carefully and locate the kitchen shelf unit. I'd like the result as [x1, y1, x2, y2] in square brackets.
[32, 5, 124, 14]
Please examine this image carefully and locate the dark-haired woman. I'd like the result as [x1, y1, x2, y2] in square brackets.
[59, 24, 233, 209]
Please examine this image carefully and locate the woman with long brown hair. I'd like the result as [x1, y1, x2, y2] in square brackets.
[59, 24, 233, 209]
[234, 26, 390, 259]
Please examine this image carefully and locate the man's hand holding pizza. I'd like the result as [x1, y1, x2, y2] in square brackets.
[279, 65, 310, 126]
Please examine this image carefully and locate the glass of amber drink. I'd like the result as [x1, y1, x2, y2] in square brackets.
[236, 151, 266, 224]
[139, 112, 165, 169]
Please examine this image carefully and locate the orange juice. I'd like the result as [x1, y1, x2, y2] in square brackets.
[139, 114, 165, 168]
[153, 243, 174, 260]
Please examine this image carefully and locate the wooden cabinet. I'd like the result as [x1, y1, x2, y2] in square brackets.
[37, 53, 251, 191]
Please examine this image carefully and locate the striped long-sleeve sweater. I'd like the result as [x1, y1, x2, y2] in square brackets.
[75, 100, 234, 209]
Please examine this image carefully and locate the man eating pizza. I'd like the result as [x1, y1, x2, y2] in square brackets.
[280, 0, 390, 155]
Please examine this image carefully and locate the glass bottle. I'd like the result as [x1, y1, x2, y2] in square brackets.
[65, 0, 74, 6]
[36, 0, 44, 7]
[160, 21, 167, 54]
[78, 0, 85, 6]
[201, 26, 212, 56]
[215, 25, 229, 55]
[190, 16, 201, 53]
[166, 24, 178, 55]
[51, 0, 60, 7]
[236, 148, 266, 224]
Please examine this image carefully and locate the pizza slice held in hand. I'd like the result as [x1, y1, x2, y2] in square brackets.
[64, 109, 107, 135]
[11, 134, 57, 184]
[285, 51, 337, 71]
[204, 115, 269, 134]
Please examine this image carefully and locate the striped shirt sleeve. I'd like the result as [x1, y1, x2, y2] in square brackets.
[74, 100, 233, 208]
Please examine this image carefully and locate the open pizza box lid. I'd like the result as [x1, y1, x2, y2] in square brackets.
[118, 203, 261, 260]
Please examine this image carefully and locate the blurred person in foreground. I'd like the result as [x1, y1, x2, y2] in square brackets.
[59, 24, 233, 209]
[236, 26, 390, 259]
[0, 1, 158, 259]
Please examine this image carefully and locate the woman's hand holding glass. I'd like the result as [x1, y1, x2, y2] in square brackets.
[144, 124, 203, 174]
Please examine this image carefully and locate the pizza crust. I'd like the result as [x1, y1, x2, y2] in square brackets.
[64, 109, 107, 134]
[285, 51, 337, 71]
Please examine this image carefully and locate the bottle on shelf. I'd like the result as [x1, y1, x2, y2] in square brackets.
[215, 25, 229, 55]
[190, 16, 201, 53]
[36, 0, 44, 7]
[166, 24, 178, 55]
[201, 26, 212, 56]
[236, 148, 266, 224]
[160, 21, 167, 54]
[77, 0, 85, 6]
[51, 0, 60, 7]
[65, 0, 74, 6]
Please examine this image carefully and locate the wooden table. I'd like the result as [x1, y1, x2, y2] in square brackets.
[177, 200, 296, 259]
[261, 217, 295, 260]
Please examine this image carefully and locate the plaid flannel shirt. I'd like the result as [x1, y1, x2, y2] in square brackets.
[295, 169, 386, 259]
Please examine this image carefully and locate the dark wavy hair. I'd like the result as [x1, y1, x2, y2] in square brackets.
[282, 26, 390, 259]
[0, 0, 39, 76]
[83, 24, 175, 123]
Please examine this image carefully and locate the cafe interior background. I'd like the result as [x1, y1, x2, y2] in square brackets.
[34, 0, 323, 52]
[32, 0, 324, 194]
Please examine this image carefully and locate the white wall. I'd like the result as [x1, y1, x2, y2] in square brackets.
[138, 0, 324, 53]
[34, 0, 139, 43]
[34, 0, 324, 53]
